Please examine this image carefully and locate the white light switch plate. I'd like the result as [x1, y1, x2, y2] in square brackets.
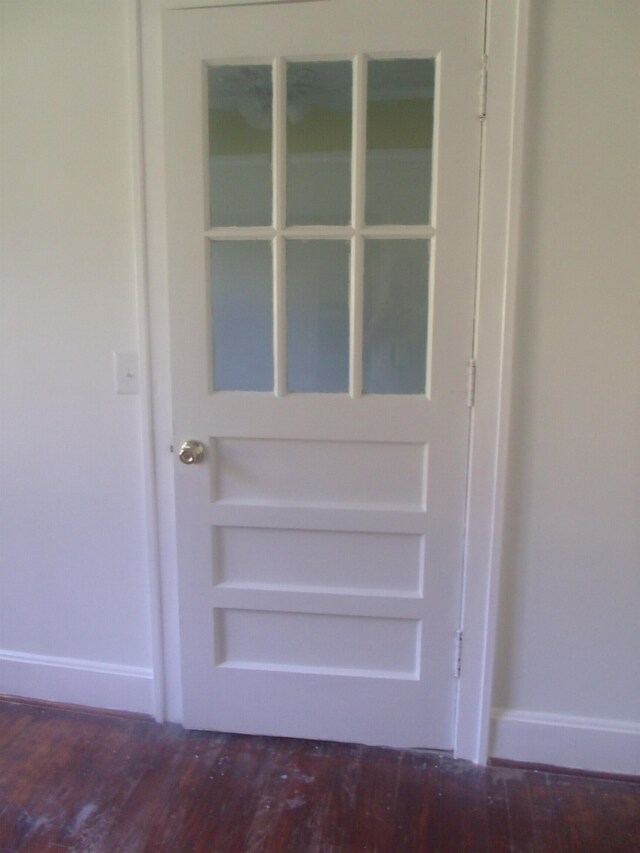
[113, 351, 140, 394]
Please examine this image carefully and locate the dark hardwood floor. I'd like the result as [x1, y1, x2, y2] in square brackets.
[0, 699, 638, 852]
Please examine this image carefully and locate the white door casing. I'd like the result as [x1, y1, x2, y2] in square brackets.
[161, 0, 488, 748]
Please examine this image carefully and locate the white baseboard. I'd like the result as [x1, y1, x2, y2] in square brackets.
[491, 708, 640, 776]
[0, 649, 154, 716]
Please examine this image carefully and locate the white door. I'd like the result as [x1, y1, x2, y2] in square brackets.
[163, 0, 484, 749]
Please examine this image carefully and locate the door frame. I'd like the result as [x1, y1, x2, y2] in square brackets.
[129, 0, 531, 763]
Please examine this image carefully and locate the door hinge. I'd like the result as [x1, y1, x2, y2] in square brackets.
[467, 358, 477, 408]
[478, 53, 488, 119]
[454, 629, 463, 678]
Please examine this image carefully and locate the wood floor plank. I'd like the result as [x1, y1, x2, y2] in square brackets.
[276, 739, 365, 853]
[501, 765, 539, 852]
[527, 771, 565, 853]
[458, 763, 491, 852]
[234, 737, 312, 853]
[484, 772, 512, 853]
[388, 749, 440, 850]
[0, 699, 638, 852]
[549, 773, 611, 853]
[15, 713, 162, 852]
[339, 744, 401, 853]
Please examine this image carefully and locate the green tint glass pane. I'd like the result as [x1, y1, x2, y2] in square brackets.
[365, 59, 435, 225]
[211, 241, 273, 391]
[287, 62, 352, 225]
[287, 240, 350, 393]
[363, 240, 429, 394]
[208, 65, 272, 226]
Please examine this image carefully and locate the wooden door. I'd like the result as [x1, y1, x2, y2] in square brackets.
[163, 0, 484, 748]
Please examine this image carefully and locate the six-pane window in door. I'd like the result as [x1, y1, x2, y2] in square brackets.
[207, 57, 435, 394]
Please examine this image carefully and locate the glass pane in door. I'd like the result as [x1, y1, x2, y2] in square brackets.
[362, 240, 430, 394]
[211, 241, 273, 391]
[208, 65, 273, 226]
[365, 58, 435, 225]
[287, 62, 352, 225]
[286, 240, 350, 392]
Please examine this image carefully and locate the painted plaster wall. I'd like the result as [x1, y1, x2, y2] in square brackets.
[493, 0, 640, 734]
[0, 0, 151, 681]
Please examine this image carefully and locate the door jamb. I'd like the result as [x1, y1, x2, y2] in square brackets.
[131, 0, 531, 761]
[454, 0, 531, 762]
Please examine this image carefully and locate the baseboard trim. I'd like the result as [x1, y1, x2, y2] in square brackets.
[490, 757, 640, 783]
[491, 708, 640, 776]
[0, 650, 154, 716]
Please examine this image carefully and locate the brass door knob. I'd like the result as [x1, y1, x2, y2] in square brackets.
[178, 440, 206, 465]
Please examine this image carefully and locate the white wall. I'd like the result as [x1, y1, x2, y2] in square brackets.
[491, 0, 640, 774]
[0, 0, 152, 712]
